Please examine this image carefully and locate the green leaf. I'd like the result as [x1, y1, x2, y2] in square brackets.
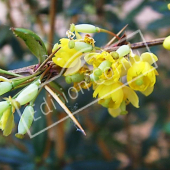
[11, 28, 48, 64]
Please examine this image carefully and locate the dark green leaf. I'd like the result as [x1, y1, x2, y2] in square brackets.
[11, 28, 47, 63]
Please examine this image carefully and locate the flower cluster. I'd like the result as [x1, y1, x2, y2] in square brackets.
[0, 23, 160, 138]
[52, 24, 159, 117]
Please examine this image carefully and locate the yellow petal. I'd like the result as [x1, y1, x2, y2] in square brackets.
[141, 52, 158, 65]
[108, 108, 121, 117]
[111, 83, 124, 109]
[141, 86, 154, 96]
[120, 58, 131, 77]
[64, 59, 82, 76]
[130, 54, 140, 65]
[123, 86, 139, 108]
[154, 69, 159, 76]
[93, 84, 103, 98]
[75, 31, 82, 39]
[98, 84, 112, 99]
[84, 53, 99, 64]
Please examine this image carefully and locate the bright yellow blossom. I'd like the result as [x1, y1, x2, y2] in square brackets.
[93, 82, 139, 111]
[163, 36, 170, 50]
[85, 51, 123, 83]
[85, 51, 114, 68]
[52, 38, 82, 68]
[127, 61, 158, 96]
[168, 3, 170, 10]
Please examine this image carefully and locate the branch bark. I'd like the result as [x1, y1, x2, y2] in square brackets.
[105, 37, 165, 52]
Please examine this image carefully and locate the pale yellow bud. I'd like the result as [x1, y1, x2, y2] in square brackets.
[163, 36, 170, 50]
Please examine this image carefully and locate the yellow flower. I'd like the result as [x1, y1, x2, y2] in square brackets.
[127, 60, 158, 96]
[85, 51, 122, 83]
[0, 106, 15, 136]
[163, 36, 170, 50]
[168, 3, 170, 10]
[52, 38, 82, 68]
[93, 82, 139, 110]
[85, 51, 114, 68]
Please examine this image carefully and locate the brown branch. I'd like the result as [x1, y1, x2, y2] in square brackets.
[105, 37, 165, 52]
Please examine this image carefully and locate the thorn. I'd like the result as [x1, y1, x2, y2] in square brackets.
[45, 85, 86, 136]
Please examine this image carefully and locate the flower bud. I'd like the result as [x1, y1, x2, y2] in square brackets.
[116, 45, 130, 58]
[74, 42, 93, 52]
[110, 51, 119, 59]
[16, 80, 40, 105]
[65, 76, 72, 84]
[0, 101, 10, 119]
[68, 40, 75, 49]
[93, 68, 102, 76]
[90, 73, 99, 82]
[100, 98, 111, 108]
[0, 82, 12, 96]
[98, 60, 112, 72]
[120, 101, 128, 115]
[163, 36, 170, 50]
[70, 73, 84, 83]
[0, 107, 11, 130]
[75, 24, 100, 33]
[15, 105, 34, 139]
[3, 108, 14, 136]
[70, 23, 75, 32]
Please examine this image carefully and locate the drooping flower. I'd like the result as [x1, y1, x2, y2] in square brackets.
[93, 82, 139, 114]
[127, 54, 158, 96]
[0, 82, 13, 96]
[0, 106, 15, 136]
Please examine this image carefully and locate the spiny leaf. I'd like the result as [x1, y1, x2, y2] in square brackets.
[11, 28, 48, 64]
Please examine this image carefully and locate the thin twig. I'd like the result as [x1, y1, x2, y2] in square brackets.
[106, 24, 128, 47]
[35, 47, 61, 73]
[105, 37, 165, 52]
[44, 85, 86, 136]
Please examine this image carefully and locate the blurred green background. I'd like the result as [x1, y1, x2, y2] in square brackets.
[0, 0, 170, 169]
